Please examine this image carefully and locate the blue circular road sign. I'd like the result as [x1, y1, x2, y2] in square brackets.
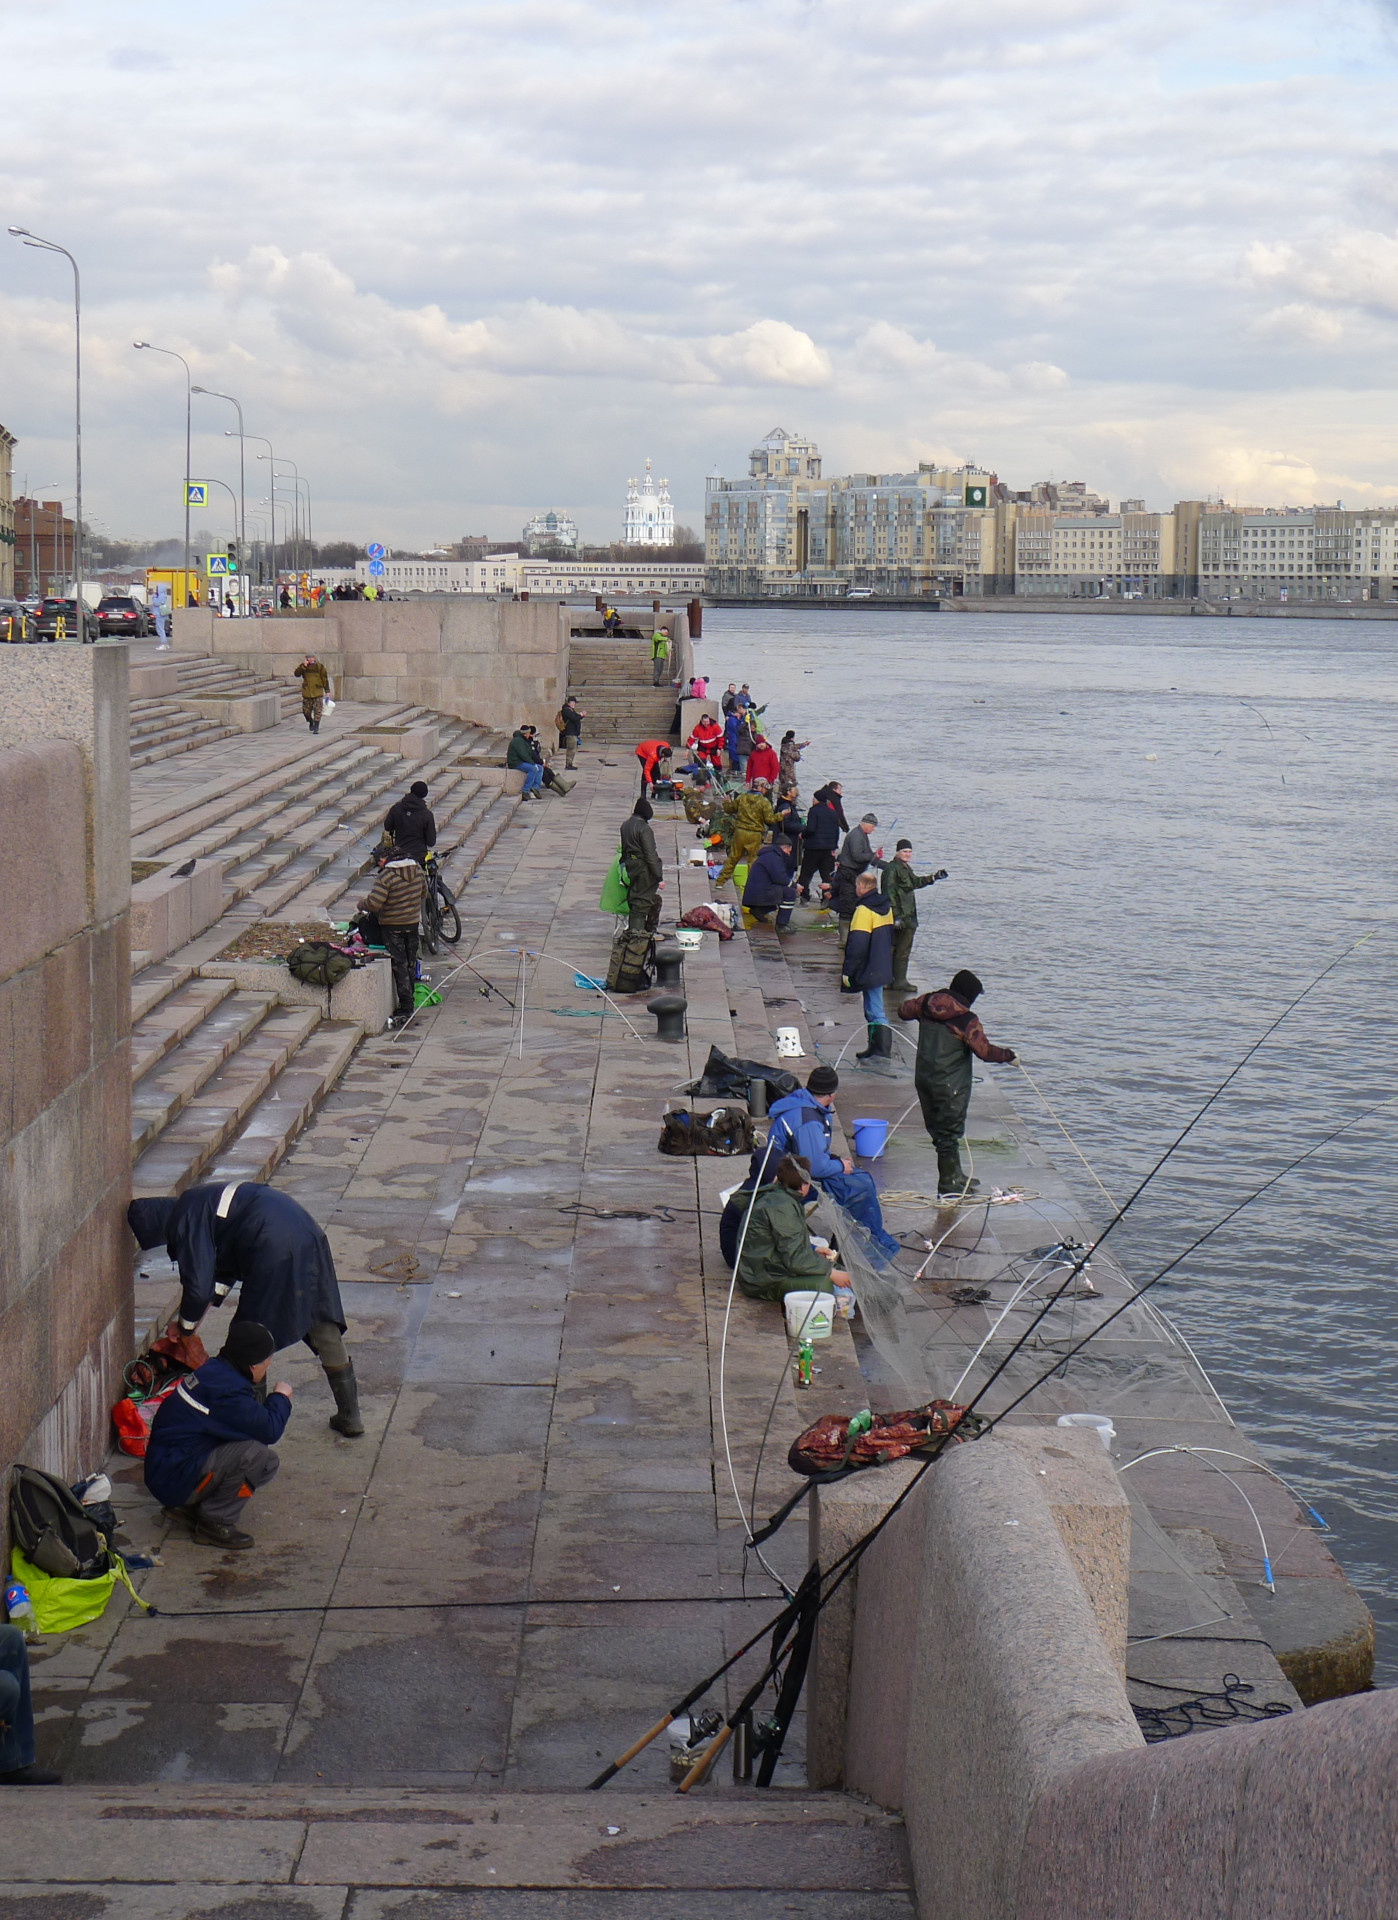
[368, 559, 385, 576]
[366, 542, 385, 561]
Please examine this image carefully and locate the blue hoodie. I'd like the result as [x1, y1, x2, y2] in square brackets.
[748, 1087, 843, 1185]
[143, 1356, 293, 1510]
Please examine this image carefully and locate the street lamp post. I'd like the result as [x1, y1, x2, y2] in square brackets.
[8, 229, 82, 615]
[192, 387, 247, 611]
[133, 340, 193, 603]
[246, 437, 278, 607]
[259, 453, 305, 584]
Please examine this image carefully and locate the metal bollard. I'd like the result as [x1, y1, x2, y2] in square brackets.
[647, 992, 687, 1042]
[653, 942, 685, 991]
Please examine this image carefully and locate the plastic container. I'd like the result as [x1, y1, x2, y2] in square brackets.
[784, 1291, 833, 1342]
[675, 928, 703, 951]
[1056, 1412, 1116, 1452]
[851, 1117, 889, 1158]
[775, 1026, 804, 1058]
[685, 846, 707, 865]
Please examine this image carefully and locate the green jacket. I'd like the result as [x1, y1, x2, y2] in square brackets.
[651, 629, 670, 659]
[735, 1184, 834, 1302]
[884, 861, 940, 930]
[506, 729, 534, 769]
[724, 792, 779, 839]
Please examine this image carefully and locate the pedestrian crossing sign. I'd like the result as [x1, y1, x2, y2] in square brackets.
[206, 552, 230, 576]
[964, 483, 989, 508]
[186, 482, 208, 507]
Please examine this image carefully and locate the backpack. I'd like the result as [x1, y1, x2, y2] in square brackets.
[605, 929, 656, 995]
[288, 940, 355, 988]
[658, 1106, 755, 1157]
[9, 1465, 112, 1580]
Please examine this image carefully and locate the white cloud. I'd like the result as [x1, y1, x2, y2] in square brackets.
[3, 0, 1398, 541]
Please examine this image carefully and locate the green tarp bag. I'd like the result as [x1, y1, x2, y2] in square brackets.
[412, 981, 443, 1009]
[10, 1548, 149, 1635]
[598, 851, 630, 915]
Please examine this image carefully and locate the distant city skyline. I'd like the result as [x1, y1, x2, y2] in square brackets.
[7, 2, 1398, 547]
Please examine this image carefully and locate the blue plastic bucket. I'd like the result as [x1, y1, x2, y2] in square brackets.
[851, 1118, 889, 1158]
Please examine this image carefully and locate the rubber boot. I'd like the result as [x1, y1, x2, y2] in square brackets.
[855, 1022, 879, 1060]
[874, 1024, 895, 1060]
[326, 1360, 365, 1437]
[937, 1143, 980, 1199]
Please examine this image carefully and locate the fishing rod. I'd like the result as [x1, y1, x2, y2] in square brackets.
[956, 930, 1377, 1421]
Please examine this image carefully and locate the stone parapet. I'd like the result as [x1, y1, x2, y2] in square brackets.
[199, 955, 395, 1036]
[179, 691, 280, 733]
[130, 859, 225, 965]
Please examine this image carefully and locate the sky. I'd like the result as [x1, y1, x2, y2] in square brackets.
[5, 0, 1398, 549]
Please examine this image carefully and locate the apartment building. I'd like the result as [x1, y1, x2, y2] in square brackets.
[1195, 507, 1398, 600]
[1014, 510, 1178, 597]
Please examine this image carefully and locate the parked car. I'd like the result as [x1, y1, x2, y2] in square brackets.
[0, 599, 32, 643]
[34, 596, 100, 642]
[96, 594, 152, 637]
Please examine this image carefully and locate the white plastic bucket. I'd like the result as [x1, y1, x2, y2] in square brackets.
[775, 1026, 804, 1058]
[784, 1290, 833, 1342]
[685, 846, 707, 866]
[1056, 1413, 1116, 1452]
[675, 928, 703, 951]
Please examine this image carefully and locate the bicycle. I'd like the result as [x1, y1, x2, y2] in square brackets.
[419, 852, 461, 954]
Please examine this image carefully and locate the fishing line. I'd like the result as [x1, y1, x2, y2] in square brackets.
[957, 933, 1379, 1422]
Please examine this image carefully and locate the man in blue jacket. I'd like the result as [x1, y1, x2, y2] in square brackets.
[144, 1323, 293, 1551]
[742, 835, 798, 928]
[751, 1064, 902, 1259]
[842, 870, 895, 1064]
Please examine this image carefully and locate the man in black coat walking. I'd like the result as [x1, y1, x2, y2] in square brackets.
[128, 1184, 364, 1437]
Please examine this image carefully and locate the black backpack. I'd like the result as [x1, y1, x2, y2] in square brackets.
[288, 940, 355, 988]
[9, 1465, 111, 1579]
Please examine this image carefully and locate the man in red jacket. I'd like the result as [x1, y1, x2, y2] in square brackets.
[745, 735, 781, 787]
[900, 969, 1016, 1199]
[635, 738, 673, 797]
[686, 715, 724, 769]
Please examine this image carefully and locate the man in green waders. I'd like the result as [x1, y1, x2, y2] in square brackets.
[899, 969, 1016, 1200]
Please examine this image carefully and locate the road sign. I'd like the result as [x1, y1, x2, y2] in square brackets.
[366, 541, 385, 561]
[368, 558, 385, 577]
[206, 552, 229, 576]
[186, 482, 208, 508]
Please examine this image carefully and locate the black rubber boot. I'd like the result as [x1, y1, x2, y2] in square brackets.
[326, 1360, 365, 1437]
[194, 1517, 254, 1550]
[874, 1024, 894, 1059]
[854, 1022, 879, 1060]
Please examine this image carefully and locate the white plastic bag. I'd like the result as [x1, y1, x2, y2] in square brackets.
[322, 697, 336, 714]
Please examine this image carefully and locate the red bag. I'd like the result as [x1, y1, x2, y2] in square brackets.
[112, 1381, 181, 1458]
[787, 1402, 988, 1477]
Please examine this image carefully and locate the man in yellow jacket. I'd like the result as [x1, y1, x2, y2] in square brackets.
[718, 783, 780, 887]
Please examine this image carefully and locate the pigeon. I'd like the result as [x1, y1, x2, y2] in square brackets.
[173, 858, 196, 876]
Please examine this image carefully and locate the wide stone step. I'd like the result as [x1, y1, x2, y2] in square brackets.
[440, 791, 524, 897]
[130, 991, 278, 1153]
[131, 1005, 323, 1195]
[130, 959, 196, 1025]
[128, 975, 237, 1082]
[205, 1020, 362, 1184]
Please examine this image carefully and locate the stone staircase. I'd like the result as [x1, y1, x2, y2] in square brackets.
[129, 656, 303, 768]
[127, 709, 525, 1210]
[568, 636, 677, 744]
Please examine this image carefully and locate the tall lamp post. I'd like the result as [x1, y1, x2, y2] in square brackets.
[8, 229, 82, 614]
[192, 387, 247, 610]
[259, 453, 306, 582]
[246, 436, 278, 607]
[133, 340, 193, 603]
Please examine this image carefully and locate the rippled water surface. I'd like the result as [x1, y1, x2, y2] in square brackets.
[698, 605, 1398, 1679]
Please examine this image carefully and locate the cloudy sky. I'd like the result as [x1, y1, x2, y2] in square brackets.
[4, 0, 1398, 548]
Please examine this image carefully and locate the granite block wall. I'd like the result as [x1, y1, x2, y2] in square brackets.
[0, 651, 132, 1492]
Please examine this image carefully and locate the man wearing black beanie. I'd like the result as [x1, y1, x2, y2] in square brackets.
[143, 1322, 293, 1551]
[383, 780, 437, 865]
[899, 971, 1016, 1199]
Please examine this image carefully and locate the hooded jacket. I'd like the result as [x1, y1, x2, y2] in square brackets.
[128, 1183, 346, 1351]
[362, 856, 427, 928]
[723, 791, 780, 840]
[619, 811, 663, 886]
[899, 989, 1015, 1113]
[804, 786, 849, 851]
[382, 792, 437, 861]
[841, 889, 894, 992]
[143, 1355, 293, 1510]
[506, 729, 535, 769]
[734, 1183, 834, 1302]
[688, 717, 724, 759]
[750, 1088, 844, 1185]
[741, 840, 796, 909]
[746, 742, 781, 787]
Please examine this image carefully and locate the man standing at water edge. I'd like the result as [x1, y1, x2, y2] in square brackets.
[835, 812, 884, 948]
[900, 970, 1016, 1200]
[885, 839, 948, 997]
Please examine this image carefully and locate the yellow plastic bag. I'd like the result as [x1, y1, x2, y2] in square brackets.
[11, 1548, 149, 1634]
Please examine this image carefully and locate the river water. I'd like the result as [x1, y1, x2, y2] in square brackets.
[697, 605, 1398, 1681]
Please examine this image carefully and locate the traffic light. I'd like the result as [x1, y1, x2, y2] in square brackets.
[227, 537, 240, 574]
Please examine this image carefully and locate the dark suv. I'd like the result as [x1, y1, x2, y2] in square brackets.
[34, 597, 100, 642]
[0, 599, 32, 642]
[96, 594, 152, 637]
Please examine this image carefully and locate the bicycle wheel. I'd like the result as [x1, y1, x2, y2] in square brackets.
[436, 879, 462, 945]
[420, 892, 441, 956]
